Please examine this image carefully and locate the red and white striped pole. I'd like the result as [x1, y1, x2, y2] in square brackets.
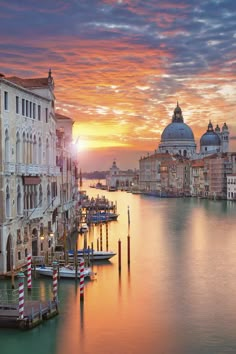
[79, 258, 85, 301]
[27, 254, 32, 291]
[52, 261, 58, 302]
[18, 272, 25, 320]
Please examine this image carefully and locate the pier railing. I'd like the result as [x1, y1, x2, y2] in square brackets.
[0, 286, 54, 306]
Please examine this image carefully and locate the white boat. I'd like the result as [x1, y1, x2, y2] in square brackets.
[79, 222, 89, 234]
[68, 249, 116, 261]
[35, 264, 93, 279]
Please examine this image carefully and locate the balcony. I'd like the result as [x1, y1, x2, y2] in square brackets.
[16, 164, 49, 175]
[4, 162, 16, 174]
[47, 166, 61, 176]
[23, 207, 44, 220]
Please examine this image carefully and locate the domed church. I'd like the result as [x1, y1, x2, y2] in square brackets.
[158, 103, 229, 157]
[158, 102, 196, 157]
[200, 121, 229, 154]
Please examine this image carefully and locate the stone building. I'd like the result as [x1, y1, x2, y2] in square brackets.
[227, 174, 236, 201]
[0, 71, 78, 274]
[106, 160, 139, 191]
[139, 103, 231, 198]
[158, 102, 196, 157]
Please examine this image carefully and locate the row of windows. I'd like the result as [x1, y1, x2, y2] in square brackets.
[5, 183, 57, 218]
[228, 192, 236, 198]
[227, 179, 236, 184]
[4, 91, 49, 123]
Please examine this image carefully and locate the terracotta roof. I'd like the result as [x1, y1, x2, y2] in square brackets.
[55, 112, 73, 121]
[6, 76, 49, 88]
[191, 160, 204, 167]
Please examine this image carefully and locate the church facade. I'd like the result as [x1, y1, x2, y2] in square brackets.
[139, 103, 232, 199]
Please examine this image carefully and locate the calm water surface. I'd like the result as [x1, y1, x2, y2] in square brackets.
[1, 184, 236, 354]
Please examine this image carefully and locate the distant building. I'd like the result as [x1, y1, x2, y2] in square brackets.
[158, 102, 196, 157]
[106, 160, 139, 191]
[139, 102, 232, 198]
[227, 174, 236, 201]
[200, 121, 229, 155]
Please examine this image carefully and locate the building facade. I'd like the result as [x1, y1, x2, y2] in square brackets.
[227, 174, 236, 201]
[106, 160, 139, 191]
[0, 71, 79, 274]
[139, 103, 232, 199]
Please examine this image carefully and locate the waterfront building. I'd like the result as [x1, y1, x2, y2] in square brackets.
[106, 160, 139, 191]
[227, 174, 236, 201]
[139, 102, 232, 198]
[55, 113, 79, 245]
[139, 153, 173, 192]
[160, 156, 191, 197]
[200, 121, 229, 155]
[203, 153, 236, 199]
[0, 71, 79, 274]
[190, 159, 205, 197]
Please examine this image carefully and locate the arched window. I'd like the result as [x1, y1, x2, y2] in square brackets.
[26, 133, 30, 164]
[5, 129, 10, 162]
[22, 132, 26, 163]
[33, 135, 37, 164]
[34, 185, 37, 208]
[38, 137, 42, 164]
[16, 132, 21, 163]
[17, 185, 22, 215]
[39, 184, 43, 207]
[6, 185, 10, 217]
[47, 184, 51, 206]
[24, 185, 29, 210]
[29, 134, 32, 163]
[29, 186, 33, 209]
[46, 138, 49, 165]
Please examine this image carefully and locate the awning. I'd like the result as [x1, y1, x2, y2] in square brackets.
[23, 176, 41, 185]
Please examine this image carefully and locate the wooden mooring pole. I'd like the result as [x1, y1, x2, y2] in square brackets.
[106, 223, 109, 251]
[118, 239, 121, 271]
[27, 254, 32, 292]
[100, 224, 103, 251]
[18, 272, 25, 320]
[127, 235, 130, 266]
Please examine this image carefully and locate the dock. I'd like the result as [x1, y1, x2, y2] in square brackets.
[0, 299, 58, 329]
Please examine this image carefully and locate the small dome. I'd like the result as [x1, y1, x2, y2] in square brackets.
[200, 122, 221, 146]
[161, 122, 195, 141]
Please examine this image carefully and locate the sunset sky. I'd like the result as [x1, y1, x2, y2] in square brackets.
[1, 0, 236, 171]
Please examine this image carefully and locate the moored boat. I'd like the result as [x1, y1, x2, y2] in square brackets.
[35, 264, 93, 279]
[68, 249, 116, 261]
[87, 211, 119, 224]
[79, 222, 89, 234]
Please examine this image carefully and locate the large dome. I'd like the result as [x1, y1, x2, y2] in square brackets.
[158, 103, 196, 157]
[161, 122, 195, 142]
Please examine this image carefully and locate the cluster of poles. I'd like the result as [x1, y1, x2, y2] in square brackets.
[17, 206, 132, 320]
[17, 254, 86, 321]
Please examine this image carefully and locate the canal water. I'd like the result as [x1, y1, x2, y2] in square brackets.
[1, 183, 236, 354]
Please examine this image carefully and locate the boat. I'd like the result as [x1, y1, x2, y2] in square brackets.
[87, 211, 119, 224]
[35, 264, 93, 279]
[68, 249, 116, 261]
[79, 222, 89, 234]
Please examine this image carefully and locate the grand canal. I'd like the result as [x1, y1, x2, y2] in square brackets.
[1, 184, 236, 354]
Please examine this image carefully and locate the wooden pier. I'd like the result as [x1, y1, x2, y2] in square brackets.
[0, 299, 58, 329]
